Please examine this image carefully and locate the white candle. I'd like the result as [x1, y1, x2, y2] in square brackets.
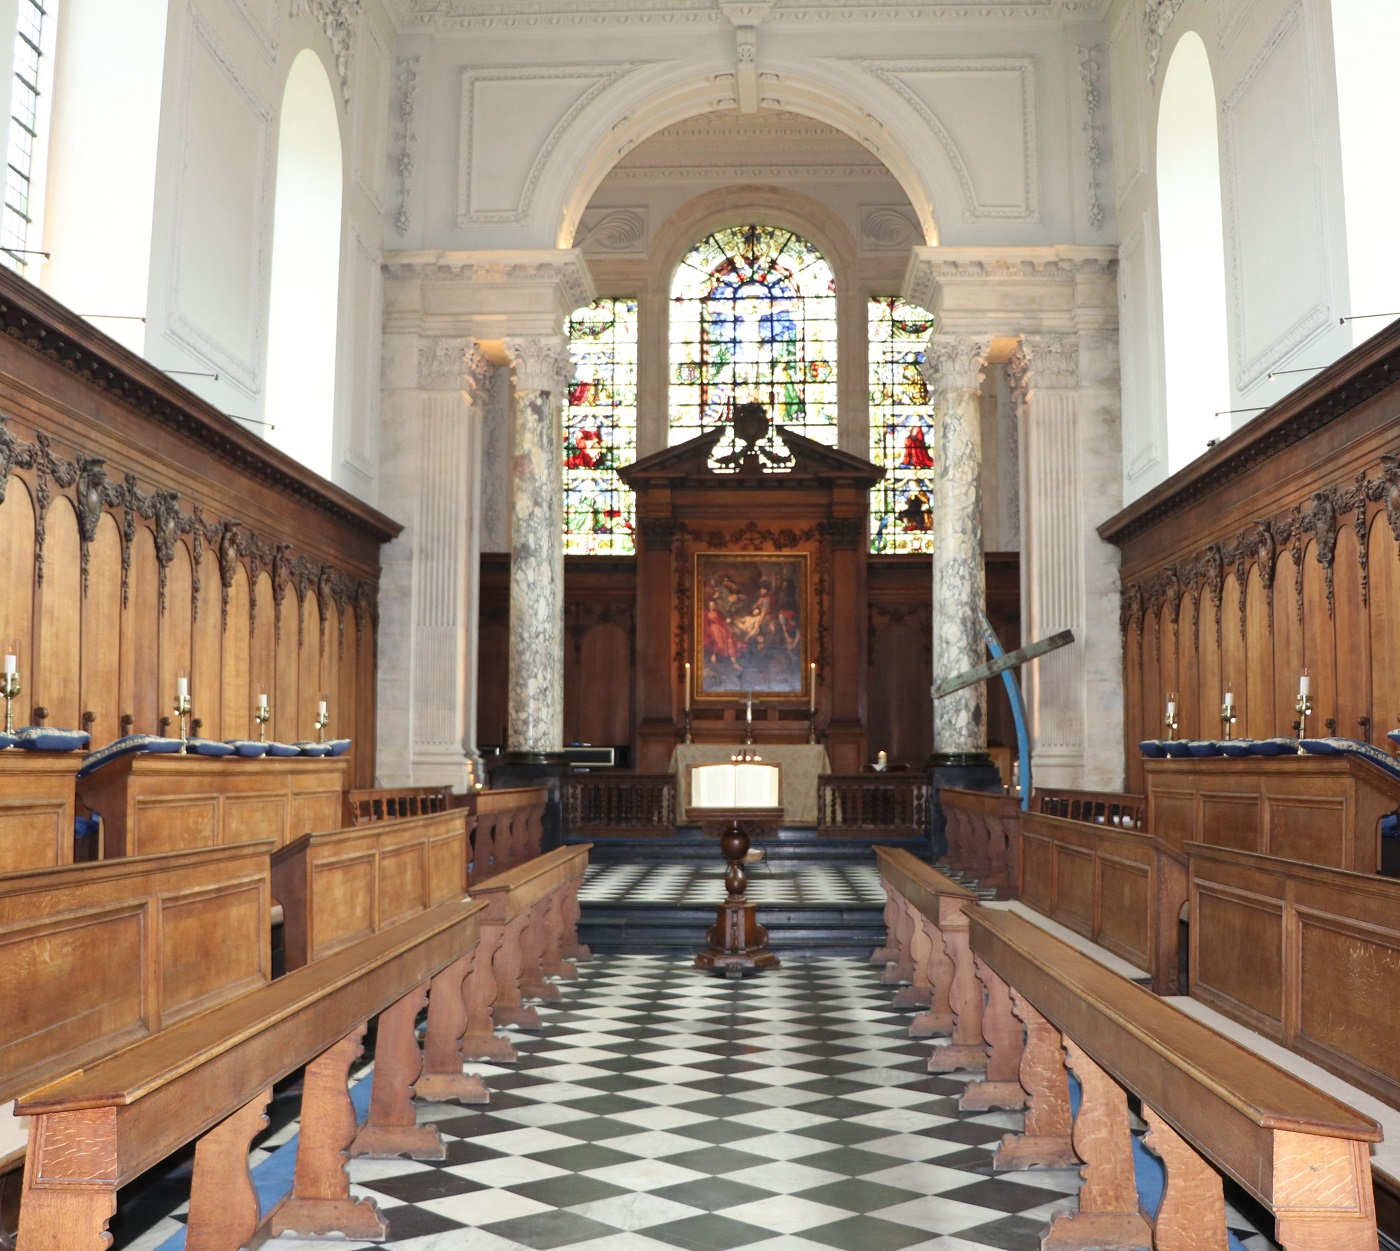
[684, 662, 691, 713]
[1299, 671, 1310, 698]
[809, 662, 816, 712]
[257, 693, 269, 711]
[318, 699, 328, 719]
[1223, 688, 1234, 710]
[1166, 698, 1176, 720]
[177, 676, 189, 700]
[3, 654, 14, 678]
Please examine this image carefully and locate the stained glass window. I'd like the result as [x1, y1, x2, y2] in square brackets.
[563, 298, 637, 555]
[670, 224, 837, 466]
[868, 296, 937, 554]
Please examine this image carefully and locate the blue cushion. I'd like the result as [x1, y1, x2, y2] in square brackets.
[326, 738, 352, 758]
[1162, 740, 1193, 758]
[0, 732, 14, 750]
[14, 726, 90, 753]
[77, 734, 184, 777]
[1250, 737, 1300, 756]
[1301, 737, 1400, 783]
[187, 738, 235, 758]
[265, 741, 301, 757]
[292, 741, 332, 757]
[1188, 740, 1224, 757]
[225, 739, 269, 758]
[1382, 814, 1398, 840]
[1138, 740, 1167, 759]
[1219, 738, 1257, 757]
[74, 815, 100, 839]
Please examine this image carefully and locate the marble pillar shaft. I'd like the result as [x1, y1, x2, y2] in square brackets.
[925, 336, 992, 756]
[505, 339, 567, 757]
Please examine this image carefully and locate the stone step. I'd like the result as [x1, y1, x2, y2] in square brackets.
[578, 902, 886, 959]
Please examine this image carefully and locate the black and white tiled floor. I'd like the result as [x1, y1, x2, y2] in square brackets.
[578, 864, 886, 906]
[121, 955, 1278, 1251]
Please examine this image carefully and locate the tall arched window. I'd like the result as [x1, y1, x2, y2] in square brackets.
[1156, 32, 1229, 470]
[563, 297, 638, 555]
[264, 49, 342, 478]
[868, 296, 936, 554]
[669, 224, 837, 462]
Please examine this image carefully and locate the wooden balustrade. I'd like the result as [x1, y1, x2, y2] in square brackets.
[345, 786, 453, 825]
[562, 773, 677, 836]
[937, 787, 1018, 895]
[1035, 787, 1145, 830]
[817, 775, 929, 839]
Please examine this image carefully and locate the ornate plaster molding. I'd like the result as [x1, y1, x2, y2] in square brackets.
[1078, 45, 1104, 231]
[860, 206, 921, 252]
[575, 207, 647, 253]
[393, 55, 420, 237]
[1144, 0, 1186, 90]
[290, 0, 360, 105]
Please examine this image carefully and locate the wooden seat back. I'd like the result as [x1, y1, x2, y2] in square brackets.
[345, 786, 452, 825]
[76, 755, 349, 858]
[968, 904, 1381, 1245]
[0, 753, 82, 874]
[271, 810, 470, 970]
[1188, 840, 1400, 1108]
[936, 786, 1019, 894]
[1018, 809, 1185, 992]
[874, 845, 976, 920]
[0, 842, 274, 1108]
[1145, 754, 1400, 874]
[468, 843, 591, 923]
[1034, 787, 1145, 830]
[469, 786, 547, 883]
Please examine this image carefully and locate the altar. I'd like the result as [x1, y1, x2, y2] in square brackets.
[669, 743, 831, 826]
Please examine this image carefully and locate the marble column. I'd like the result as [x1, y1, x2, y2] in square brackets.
[502, 336, 569, 759]
[921, 335, 993, 759]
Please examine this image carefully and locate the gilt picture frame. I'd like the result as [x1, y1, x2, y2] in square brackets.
[693, 552, 811, 700]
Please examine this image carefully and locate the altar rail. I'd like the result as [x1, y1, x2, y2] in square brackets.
[1035, 788, 1145, 830]
[817, 775, 929, 839]
[563, 773, 677, 837]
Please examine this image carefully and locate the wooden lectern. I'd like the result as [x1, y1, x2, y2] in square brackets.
[688, 759, 781, 976]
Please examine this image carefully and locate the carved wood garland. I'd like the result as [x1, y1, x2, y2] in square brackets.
[0, 413, 379, 654]
[1120, 458, 1400, 643]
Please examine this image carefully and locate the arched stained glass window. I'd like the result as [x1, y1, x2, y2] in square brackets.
[868, 296, 936, 554]
[669, 224, 837, 463]
[563, 297, 638, 555]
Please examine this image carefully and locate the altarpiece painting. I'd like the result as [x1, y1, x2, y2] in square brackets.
[694, 552, 810, 699]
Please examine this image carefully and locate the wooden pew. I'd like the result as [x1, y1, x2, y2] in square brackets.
[873, 847, 1021, 1104]
[937, 786, 1018, 895]
[0, 751, 83, 873]
[1018, 809, 1186, 993]
[470, 786, 547, 883]
[1145, 754, 1400, 874]
[969, 904, 1382, 1251]
[345, 785, 453, 825]
[76, 754, 349, 857]
[460, 845, 592, 1060]
[8, 840, 487, 1249]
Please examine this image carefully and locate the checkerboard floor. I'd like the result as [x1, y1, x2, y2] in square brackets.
[579, 863, 887, 906]
[118, 955, 1279, 1251]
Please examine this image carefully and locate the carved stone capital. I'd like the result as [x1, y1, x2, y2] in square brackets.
[919, 335, 992, 394]
[417, 338, 492, 401]
[504, 336, 570, 397]
[1013, 335, 1080, 394]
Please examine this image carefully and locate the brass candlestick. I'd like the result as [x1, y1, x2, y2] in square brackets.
[2, 671, 18, 735]
[808, 709, 817, 745]
[314, 707, 330, 743]
[1164, 696, 1178, 742]
[1295, 692, 1312, 743]
[254, 702, 271, 743]
[174, 693, 192, 753]
[743, 693, 754, 746]
[683, 709, 693, 744]
[1220, 703, 1236, 740]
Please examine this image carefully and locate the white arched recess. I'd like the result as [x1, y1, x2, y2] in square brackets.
[1331, 0, 1400, 348]
[546, 60, 948, 252]
[1156, 31, 1230, 473]
[264, 48, 343, 478]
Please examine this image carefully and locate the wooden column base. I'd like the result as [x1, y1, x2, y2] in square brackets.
[695, 900, 780, 978]
[349, 1125, 445, 1161]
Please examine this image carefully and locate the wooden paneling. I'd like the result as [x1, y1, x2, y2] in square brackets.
[36, 498, 81, 731]
[222, 567, 251, 741]
[0, 754, 81, 872]
[1105, 319, 1400, 769]
[84, 513, 123, 744]
[129, 528, 160, 737]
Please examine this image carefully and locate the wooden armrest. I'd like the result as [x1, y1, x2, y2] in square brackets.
[874, 845, 977, 919]
[470, 844, 592, 912]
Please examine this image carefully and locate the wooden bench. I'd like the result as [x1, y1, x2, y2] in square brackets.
[9, 840, 487, 1249]
[1018, 808, 1186, 993]
[470, 786, 547, 883]
[345, 785, 453, 825]
[872, 847, 1019, 1104]
[937, 786, 1019, 894]
[0, 751, 83, 873]
[1145, 753, 1400, 874]
[76, 754, 349, 857]
[968, 904, 1382, 1251]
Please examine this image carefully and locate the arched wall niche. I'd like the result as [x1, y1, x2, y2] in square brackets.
[550, 67, 945, 253]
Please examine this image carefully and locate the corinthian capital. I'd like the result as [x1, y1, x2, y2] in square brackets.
[1013, 334, 1080, 392]
[504, 336, 571, 396]
[919, 335, 992, 393]
[417, 337, 492, 401]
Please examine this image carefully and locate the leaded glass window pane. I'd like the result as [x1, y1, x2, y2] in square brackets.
[669, 224, 837, 466]
[563, 297, 638, 555]
[868, 296, 936, 554]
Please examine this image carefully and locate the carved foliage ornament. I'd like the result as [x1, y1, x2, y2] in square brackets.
[919, 335, 992, 394]
[290, 0, 360, 106]
[504, 336, 570, 396]
[1144, 0, 1186, 90]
